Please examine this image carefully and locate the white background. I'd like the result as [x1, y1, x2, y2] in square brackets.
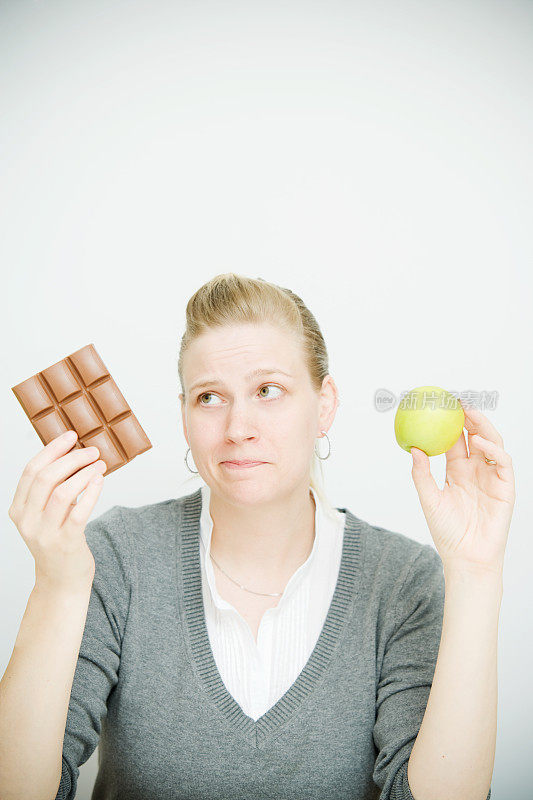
[1, 0, 532, 797]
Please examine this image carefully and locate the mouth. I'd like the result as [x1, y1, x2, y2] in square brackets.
[222, 461, 265, 469]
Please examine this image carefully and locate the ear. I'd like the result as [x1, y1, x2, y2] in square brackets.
[178, 393, 189, 445]
[318, 375, 339, 434]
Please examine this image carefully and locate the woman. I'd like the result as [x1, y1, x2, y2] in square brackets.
[2, 274, 514, 800]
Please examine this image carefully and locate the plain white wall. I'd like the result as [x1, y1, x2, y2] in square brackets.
[2, 0, 531, 797]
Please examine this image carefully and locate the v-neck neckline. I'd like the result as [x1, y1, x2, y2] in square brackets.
[174, 488, 364, 749]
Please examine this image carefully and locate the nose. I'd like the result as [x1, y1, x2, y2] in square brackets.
[224, 401, 260, 444]
[224, 425, 259, 445]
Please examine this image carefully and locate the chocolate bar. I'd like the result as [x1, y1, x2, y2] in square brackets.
[11, 343, 152, 476]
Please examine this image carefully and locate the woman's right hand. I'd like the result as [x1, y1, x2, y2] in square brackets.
[8, 431, 107, 594]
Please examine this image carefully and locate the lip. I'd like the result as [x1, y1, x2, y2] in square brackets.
[222, 461, 265, 469]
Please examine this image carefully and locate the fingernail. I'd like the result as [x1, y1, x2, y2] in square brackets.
[64, 430, 77, 440]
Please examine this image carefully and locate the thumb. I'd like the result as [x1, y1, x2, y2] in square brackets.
[410, 447, 441, 513]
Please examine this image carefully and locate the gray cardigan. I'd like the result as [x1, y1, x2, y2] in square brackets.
[55, 488, 492, 800]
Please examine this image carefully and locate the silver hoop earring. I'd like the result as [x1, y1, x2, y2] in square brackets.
[314, 430, 331, 460]
[184, 447, 199, 474]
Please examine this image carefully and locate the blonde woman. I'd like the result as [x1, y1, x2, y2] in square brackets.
[2, 274, 512, 800]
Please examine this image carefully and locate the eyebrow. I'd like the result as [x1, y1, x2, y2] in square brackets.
[188, 368, 293, 394]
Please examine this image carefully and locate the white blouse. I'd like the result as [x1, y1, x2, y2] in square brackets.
[199, 483, 346, 721]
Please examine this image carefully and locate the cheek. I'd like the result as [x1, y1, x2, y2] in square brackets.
[189, 403, 316, 449]
[188, 415, 219, 448]
[275, 410, 316, 449]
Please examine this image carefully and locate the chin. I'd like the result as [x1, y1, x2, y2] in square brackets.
[219, 478, 277, 504]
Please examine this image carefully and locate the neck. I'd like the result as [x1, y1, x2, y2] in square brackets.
[208, 485, 317, 592]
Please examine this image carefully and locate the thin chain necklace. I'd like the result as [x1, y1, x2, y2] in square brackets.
[208, 494, 317, 598]
[209, 526, 317, 597]
[209, 552, 283, 597]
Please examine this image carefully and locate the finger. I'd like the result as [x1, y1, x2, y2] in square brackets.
[444, 430, 469, 487]
[411, 447, 442, 514]
[445, 429, 469, 465]
[63, 472, 105, 531]
[468, 434, 514, 484]
[22, 446, 101, 530]
[461, 403, 504, 451]
[12, 430, 79, 510]
[43, 460, 107, 529]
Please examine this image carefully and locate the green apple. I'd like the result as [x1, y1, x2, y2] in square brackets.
[394, 386, 465, 456]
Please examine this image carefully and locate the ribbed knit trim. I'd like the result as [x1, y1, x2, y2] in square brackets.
[176, 488, 364, 749]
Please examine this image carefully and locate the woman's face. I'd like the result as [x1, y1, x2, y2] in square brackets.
[179, 322, 337, 506]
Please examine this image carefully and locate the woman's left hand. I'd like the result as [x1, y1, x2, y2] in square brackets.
[410, 403, 515, 576]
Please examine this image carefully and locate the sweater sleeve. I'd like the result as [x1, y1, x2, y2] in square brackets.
[54, 505, 132, 800]
[372, 543, 492, 800]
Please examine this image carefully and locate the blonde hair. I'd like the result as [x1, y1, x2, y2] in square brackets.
[177, 272, 338, 518]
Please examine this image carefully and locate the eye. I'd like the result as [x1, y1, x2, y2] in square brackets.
[197, 384, 283, 405]
[197, 392, 221, 406]
[258, 384, 283, 400]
